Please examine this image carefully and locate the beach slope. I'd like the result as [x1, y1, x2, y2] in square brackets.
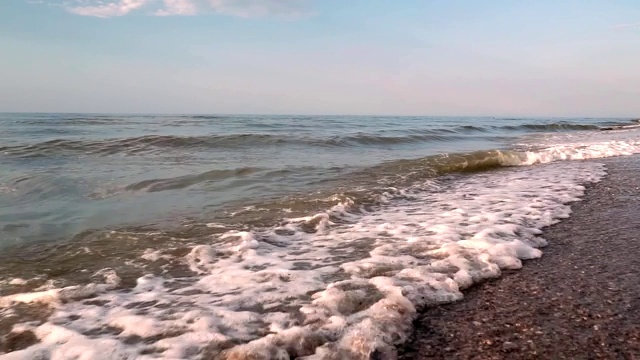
[401, 156, 640, 359]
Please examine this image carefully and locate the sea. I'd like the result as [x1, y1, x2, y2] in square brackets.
[0, 113, 639, 359]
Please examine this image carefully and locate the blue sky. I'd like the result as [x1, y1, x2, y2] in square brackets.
[1, 0, 639, 116]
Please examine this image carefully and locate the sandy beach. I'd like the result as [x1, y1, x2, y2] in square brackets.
[400, 156, 640, 359]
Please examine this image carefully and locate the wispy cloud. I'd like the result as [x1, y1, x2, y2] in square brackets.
[58, 0, 309, 18]
[154, 0, 197, 16]
[66, 0, 151, 17]
[612, 22, 640, 29]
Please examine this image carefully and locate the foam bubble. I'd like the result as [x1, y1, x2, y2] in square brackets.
[141, 249, 173, 262]
[8, 278, 27, 286]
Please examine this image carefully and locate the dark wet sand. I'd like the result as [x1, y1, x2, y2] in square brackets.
[400, 156, 640, 360]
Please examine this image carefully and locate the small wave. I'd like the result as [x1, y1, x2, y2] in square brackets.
[124, 167, 265, 193]
[87, 166, 340, 200]
[323, 133, 465, 146]
[0, 133, 468, 157]
[499, 123, 601, 132]
[188, 115, 225, 120]
[396, 123, 602, 135]
[355, 136, 640, 189]
[454, 125, 489, 133]
[599, 123, 640, 131]
[0, 120, 613, 159]
[431, 123, 600, 134]
[9, 115, 136, 126]
[0, 135, 282, 157]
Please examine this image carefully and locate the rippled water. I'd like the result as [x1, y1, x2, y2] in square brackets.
[0, 114, 629, 247]
[1, 113, 639, 359]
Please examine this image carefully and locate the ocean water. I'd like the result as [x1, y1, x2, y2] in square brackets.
[0, 114, 639, 359]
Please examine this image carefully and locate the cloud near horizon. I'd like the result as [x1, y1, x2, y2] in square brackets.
[612, 22, 640, 29]
[61, 0, 308, 18]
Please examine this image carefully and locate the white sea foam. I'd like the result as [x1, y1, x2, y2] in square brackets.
[4, 135, 640, 359]
[0, 270, 120, 309]
[517, 124, 640, 164]
[521, 140, 640, 165]
[0, 184, 16, 194]
[141, 249, 173, 262]
[7, 278, 27, 286]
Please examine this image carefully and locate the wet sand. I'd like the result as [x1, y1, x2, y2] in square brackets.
[400, 156, 640, 360]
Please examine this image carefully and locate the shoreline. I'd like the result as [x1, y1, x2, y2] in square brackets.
[399, 156, 640, 359]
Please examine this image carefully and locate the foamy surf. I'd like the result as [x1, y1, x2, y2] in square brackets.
[2, 129, 640, 359]
[0, 164, 608, 358]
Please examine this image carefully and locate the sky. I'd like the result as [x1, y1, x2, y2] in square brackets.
[1, 0, 639, 117]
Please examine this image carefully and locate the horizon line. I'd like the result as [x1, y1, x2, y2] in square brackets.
[0, 111, 637, 120]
